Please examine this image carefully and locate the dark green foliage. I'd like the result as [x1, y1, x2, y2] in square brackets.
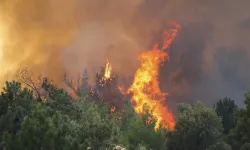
[167, 102, 223, 150]
[206, 141, 232, 150]
[214, 97, 238, 134]
[229, 93, 250, 150]
[240, 143, 250, 150]
[73, 95, 121, 149]
[46, 88, 74, 116]
[3, 103, 79, 150]
[119, 103, 168, 150]
[0, 81, 34, 138]
[1, 80, 250, 150]
[0, 81, 121, 150]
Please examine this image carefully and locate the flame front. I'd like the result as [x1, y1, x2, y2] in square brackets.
[128, 22, 181, 130]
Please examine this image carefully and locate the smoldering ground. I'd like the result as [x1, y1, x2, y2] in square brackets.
[0, 0, 250, 107]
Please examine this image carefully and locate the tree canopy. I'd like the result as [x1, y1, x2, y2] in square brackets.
[167, 102, 223, 150]
[0, 78, 249, 150]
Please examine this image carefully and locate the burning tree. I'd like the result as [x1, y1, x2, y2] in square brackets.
[127, 22, 181, 130]
[94, 64, 125, 111]
[63, 60, 126, 111]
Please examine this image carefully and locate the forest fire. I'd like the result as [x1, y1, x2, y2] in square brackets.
[1, 11, 180, 131]
[128, 22, 181, 130]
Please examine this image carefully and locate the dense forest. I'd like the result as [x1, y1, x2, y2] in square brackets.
[0, 67, 249, 150]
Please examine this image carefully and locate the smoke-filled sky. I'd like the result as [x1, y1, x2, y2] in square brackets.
[0, 0, 250, 106]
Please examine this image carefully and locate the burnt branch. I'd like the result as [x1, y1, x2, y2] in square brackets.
[16, 67, 56, 102]
[64, 73, 80, 96]
[16, 68, 42, 100]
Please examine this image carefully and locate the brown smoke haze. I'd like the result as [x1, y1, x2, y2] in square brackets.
[0, 0, 250, 106]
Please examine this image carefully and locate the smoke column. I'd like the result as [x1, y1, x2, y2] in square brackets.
[0, 0, 250, 106]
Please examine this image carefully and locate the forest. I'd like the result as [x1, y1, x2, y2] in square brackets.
[0, 66, 249, 150]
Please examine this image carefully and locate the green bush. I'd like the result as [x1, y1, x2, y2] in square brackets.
[1, 80, 250, 150]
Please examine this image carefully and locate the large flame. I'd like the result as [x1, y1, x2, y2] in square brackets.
[104, 58, 112, 80]
[128, 22, 181, 130]
[100, 58, 112, 86]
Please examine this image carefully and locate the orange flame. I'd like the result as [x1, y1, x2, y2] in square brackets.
[128, 22, 181, 130]
[118, 85, 127, 95]
[103, 58, 112, 80]
[110, 106, 116, 112]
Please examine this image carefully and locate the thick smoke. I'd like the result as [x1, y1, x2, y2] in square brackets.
[0, 0, 250, 107]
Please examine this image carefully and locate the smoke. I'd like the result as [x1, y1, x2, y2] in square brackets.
[0, 0, 250, 106]
[0, 0, 80, 85]
[158, 0, 250, 107]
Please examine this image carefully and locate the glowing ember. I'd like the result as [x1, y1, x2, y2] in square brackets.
[118, 85, 127, 95]
[110, 106, 116, 112]
[41, 96, 47, 103]
[128, 22, 181, 130]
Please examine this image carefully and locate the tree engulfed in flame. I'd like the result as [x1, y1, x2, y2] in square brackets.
[128, 22, 181, 130]
[103, 58, 112, 80]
